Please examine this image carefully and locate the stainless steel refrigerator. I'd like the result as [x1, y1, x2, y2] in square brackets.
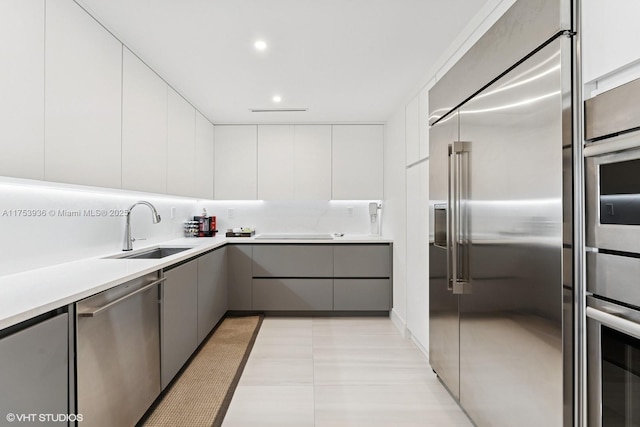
[428, 0, 575, 425]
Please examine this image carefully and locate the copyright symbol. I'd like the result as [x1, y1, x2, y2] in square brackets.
[48, 210, 55, 216]
[6, 413, 15, 422]
[100, 209, 108, 216]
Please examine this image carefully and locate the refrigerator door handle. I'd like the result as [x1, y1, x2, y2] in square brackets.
[449, 141, 471, 294]
[447, 144, 455, 291]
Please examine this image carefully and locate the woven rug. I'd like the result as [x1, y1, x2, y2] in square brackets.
[141, 315, 263, 427]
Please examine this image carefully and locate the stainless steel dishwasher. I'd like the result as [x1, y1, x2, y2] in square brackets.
[76, 271, 163, 427]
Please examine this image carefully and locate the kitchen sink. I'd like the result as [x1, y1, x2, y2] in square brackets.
[105, 246, 193, 259]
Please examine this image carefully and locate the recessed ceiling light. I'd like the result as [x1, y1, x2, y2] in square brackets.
[272, 95, 282, 103]
[254, 40, 267, 51]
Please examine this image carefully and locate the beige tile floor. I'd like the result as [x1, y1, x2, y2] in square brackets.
[222, 317, 472, 427]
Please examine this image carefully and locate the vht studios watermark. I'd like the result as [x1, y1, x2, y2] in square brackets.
[1, 209, 129, 218]
[5, 413, 83, 423]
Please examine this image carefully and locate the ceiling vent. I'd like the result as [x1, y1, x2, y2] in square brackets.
[249, 108, 309, 113]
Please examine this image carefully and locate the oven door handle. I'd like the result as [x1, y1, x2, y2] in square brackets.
[586, 306, 640, 340]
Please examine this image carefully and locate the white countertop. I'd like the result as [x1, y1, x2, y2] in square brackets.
[0, 234, 391, 330]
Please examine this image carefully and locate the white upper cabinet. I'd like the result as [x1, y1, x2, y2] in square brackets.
[257, 125, 295, 200]
[194, 112, 215, 200]
[0, 0, 44, 180]
[583, 0, 640, 91]
[122, 48, 168, 194]
[294, 125, 331, 200]
[215, 125, 257, 200]
[45, 0, 122, 188]
[256, 124, 331, 200]
[406, 93, 420, 166]
[332, 125, 384, 200]
[167, 87, 196, 197]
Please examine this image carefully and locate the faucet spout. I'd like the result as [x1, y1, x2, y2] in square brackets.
[122, 201, 162, 251]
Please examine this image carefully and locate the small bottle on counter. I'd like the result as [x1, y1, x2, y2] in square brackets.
[198, 208, 209, 237]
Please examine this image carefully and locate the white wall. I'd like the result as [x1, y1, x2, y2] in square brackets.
[382, 108, 407, 332]
[198, 200, 378, 236]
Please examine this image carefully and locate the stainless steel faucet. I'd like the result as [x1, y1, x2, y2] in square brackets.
[122, 201, 162, 251]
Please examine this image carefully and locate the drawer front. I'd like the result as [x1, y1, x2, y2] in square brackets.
[253, 279, 333, 310]
[333, 245, 391, 277]
[253, 245, 333, 277]
[334, 279, 390, 311]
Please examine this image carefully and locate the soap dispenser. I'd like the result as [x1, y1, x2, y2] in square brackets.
[369, 202, 382, 235]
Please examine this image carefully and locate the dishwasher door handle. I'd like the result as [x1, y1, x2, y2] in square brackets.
[78, 277, 165, 317]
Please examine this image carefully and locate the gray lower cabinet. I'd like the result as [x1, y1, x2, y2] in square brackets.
[197, 247, 228, 344]
[334, 244, 391, 278]
[253, 245, 333, 277]
[334, 279, 391, 310]
[234, 243, 392, 312]
[333, 244, 392, 311]
[162, 260, 198, 390]
[228, 245, 252, 310]
[253, 279, 333, 311]
[0, 313, 68, 426]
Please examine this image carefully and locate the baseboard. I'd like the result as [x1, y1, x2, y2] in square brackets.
[389, 310, 430, 361]
[389, 308, 408, 338]
[410, 334, 429, 361]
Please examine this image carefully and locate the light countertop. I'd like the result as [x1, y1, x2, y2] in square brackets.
[0, 234, 392, 330]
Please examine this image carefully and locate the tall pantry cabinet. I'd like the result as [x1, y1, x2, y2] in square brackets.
[167, 88, 197, 197]
[0, 0, 45, 180]
[122, 48, 168, 194]
[45, 0, 123, 188]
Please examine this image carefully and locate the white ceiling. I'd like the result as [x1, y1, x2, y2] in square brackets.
[77, 0, 489, 124]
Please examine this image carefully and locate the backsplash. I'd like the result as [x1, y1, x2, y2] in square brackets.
[198, 200, 379, 236]
[0, 177, 195, 276]
[0, 177, 380, 276]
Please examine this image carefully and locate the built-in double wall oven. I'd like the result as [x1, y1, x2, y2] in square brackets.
[586, 270, 640, 426]
[585, 77, 640, 427]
